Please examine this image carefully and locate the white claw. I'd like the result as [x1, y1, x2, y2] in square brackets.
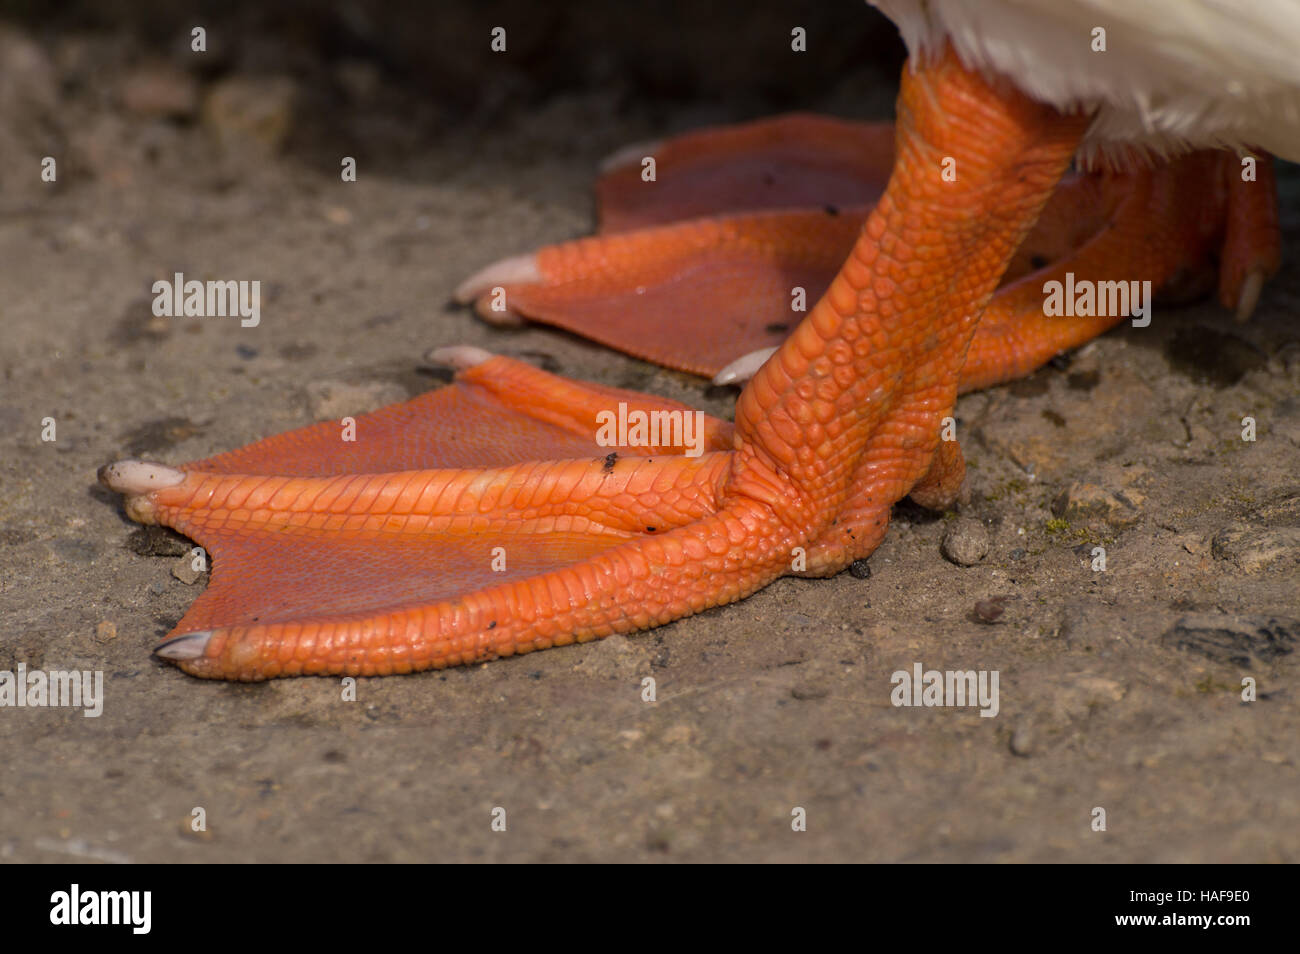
[1235, 268, 1265, 323]
[97, 459, 186, 495]
[598, 138, 664, 175]
[155, 631, 211, 661]
[712, 347, 779, 387]
[453, 252, 542, 304]
[425, 345, 496, 371]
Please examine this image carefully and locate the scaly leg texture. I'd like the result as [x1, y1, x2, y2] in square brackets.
[104, 47, 1085, 679]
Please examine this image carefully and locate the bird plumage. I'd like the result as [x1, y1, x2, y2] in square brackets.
[872, 0, 1300, 163]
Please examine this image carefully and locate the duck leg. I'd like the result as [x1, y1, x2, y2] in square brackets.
[103, 46, 1087, 680]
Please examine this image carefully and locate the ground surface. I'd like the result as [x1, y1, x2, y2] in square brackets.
[1, 8, 1297, 863]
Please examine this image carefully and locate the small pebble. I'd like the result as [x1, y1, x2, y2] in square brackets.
[1009, 725, 1035, 757]
[940, 517, 989, 566]
[94, 621, 117, 642]
[171, 556, 203, 585]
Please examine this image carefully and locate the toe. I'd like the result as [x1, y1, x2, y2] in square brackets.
[156, 631, 212, 661]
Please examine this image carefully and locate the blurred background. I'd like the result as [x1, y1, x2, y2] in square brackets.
[0, 0, 904, 196]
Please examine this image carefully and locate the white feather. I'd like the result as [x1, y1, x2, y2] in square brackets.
[870, 0, 1300, 163]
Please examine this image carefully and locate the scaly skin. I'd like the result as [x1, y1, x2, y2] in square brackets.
[103, 47, 1092, 680]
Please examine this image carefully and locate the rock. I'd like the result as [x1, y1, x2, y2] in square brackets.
[171, 555, 204, 585]
[1163, 614, 1298, 667]
[94, 621, 117, 642]
[1051, 482, 1143, 529]
[1009, 725, 1035, 757]
[121, 62, 198, 118]
[847, 559, 871, 580]
[1210, 524, 1300, 573]
[202, 75, 296, 159]
[940, 518, 989, 566]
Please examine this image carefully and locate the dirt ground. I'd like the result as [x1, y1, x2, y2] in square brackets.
[1, 4, 1297, 863]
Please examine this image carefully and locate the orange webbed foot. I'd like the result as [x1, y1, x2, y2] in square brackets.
[458, 117, 1281, 390]
[454, 113, 885, 374]
[103, 47, 1097, 680]
[102, 350, 739, 679]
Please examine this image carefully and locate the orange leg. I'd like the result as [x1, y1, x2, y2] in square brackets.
[104, 47, 1087, 679]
